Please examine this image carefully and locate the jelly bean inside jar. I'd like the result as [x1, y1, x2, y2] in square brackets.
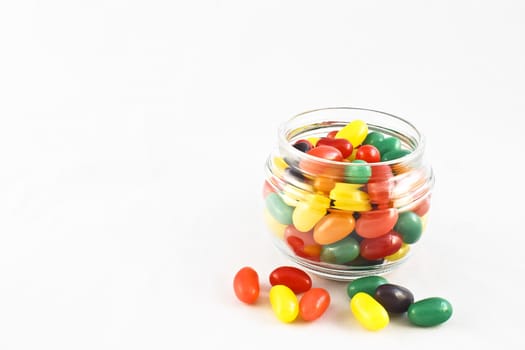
[263, 107, 435, 281]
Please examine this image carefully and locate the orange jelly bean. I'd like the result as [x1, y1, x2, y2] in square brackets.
[313, 212, 355, 245]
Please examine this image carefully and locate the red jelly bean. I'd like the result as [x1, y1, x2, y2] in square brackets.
[355, 208, 399, 239]
[284, 225, 321, 259]
[316, 138, 354, 158]
[307, 145, 344, 161]
[300, 145, 344, 177]
[326, 130, 339, 138]
[360, 231, 403, 260]
[356, 145, 381, 163]
[269, 266, 312, 294]
[233, 266, 260, 304]
[413, 196, 431, 217]
[367, 165, 394, 205]
[299, 287, 331, 321]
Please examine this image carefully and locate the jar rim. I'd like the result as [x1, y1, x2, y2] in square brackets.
[277, 106, 426, 167]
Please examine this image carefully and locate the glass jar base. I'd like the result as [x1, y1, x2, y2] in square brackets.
[273, 239, 409, 281]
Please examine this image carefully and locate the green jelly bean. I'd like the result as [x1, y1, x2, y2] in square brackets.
[363, 131, 384, 147]
[408, 297, 453, 327]
[345, 160, 371, 184]
[376, 137, 401, 155]
[381, 149, 411, 162]
[394, 211, 423, 244]
[265, 192, 294, 225]
[347, 275, 388, 298]
[320, 237, 360, 264]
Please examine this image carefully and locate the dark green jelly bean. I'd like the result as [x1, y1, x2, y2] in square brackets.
[381, 149, 412, 162]
[265, 192, 294, 225]
[347, 275, 388, 298]
[363, 131, 384, 147]
[345, 256, 383, 266]
[394, 211, 423, 244]
[374, 283, 414, 314]
[376, 137, 401, 155]
[408, 297, 453, 327]
[345, 160, 371, 184]
[320, 237, 360, 264]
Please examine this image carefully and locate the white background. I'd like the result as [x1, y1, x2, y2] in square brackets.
[1, 1, 524, 349]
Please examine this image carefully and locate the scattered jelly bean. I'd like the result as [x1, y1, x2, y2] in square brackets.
[313, 212, 355, 245]
[347, 275, 388, 298]
[233, 266, 260, 304]
[394, 211, 423, 244]
[356, 144, 381, 163]
[345, 160, 371, 184]
[350, 292, 390, 331]
[374, 283, 414, 314]
[335, 119, 368, 147]
[299, 288, 331, 321]
[320, 236, 360, 264]
[363, 131, 384, 146]
[381, 148, 411, 162]
[293, 139, 314, 153]
[355, 208, 399, 239]
[317, 137, 354, 158]
[407, 297, 453, 327]
[269, 266, 312, 294]
[385, 243, 410, 261]
[269, 285, 299, 323]
[360, 231, 403, 260]
[265, 192, 294, 225]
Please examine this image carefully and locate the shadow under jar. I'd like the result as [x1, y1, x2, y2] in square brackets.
[263, 107, 435, 281]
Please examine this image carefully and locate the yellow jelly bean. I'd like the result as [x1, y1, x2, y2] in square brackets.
[306, 137, 320, 146]
[292, 194, 330, 232]
[264, 208, 287, 239]
[330, 183, 372, 212]
[385, 243, 410, 262]
[269, 285, 299, 323]
[272, 156, 289, 178]
[350, 292, 389, 331]
[421, 214, 428, 231]
[335, 119, 368, 147]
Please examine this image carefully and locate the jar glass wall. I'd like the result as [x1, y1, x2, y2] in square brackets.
[263, 107, 434, 281]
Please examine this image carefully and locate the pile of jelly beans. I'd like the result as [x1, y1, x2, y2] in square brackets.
[233, 265, 453, 329]
[263, 119, 432, 268]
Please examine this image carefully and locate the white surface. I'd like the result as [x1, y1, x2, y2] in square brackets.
[1, 1, 524, 348]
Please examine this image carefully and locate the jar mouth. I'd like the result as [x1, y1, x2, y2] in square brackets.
[277, 106, 426, 168]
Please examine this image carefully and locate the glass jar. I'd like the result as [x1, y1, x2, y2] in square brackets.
[263, 107, 435, 281]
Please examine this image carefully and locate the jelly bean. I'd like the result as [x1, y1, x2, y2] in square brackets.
[299, 288, 331, 321]
[264, 208, 287, 238]
[421, 214, 428, 231]
[356, 144, 381, 163]
[347, 148, 358, 161]
[284, 225, 319, 252]
[394, 211, 423, 244]
[413, 196, 431, 217]
[375, 136, 401, 155]
[345, 160, 371, 184]
[407, 297, 453, 327]
[320, 236, 360, 264]
[269, 266, 312, 294]
[313, 212, 355, 245]
[317, 137, 354, 158]
[330, 183, 372, 212]
[233, 266, 260, 304]
[306, 137, 319, 146]
[335, 119, 368, 147]
[355, 208, 398, 239]
[307, 145, 343, 161]
[360, 231, 403, 260]
[286, 236, 321, 261]
[269, 285, 299, 323]
[374, 283, 414, 313]
[369, 164, 394, 183]
[292, 194, 330, 232]
[347, 275, 388, 298]
[326, 130, 339, 138]
[363, 131, 384, 146]
[385, 243, 410, 261]
[262, 180, 275, 198]
[272, 156, 289, 178]
[366, 165, 394, 205]
[381, 148, 411, 162]
[350, 292, 389, 331]
[313, 176, 336, 193]
[265, 192, 294, 225]
[283, 167, 307, 186]
[293, 139, 313, 153]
